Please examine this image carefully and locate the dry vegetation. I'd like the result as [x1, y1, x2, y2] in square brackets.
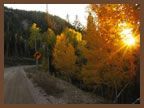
[24, 66, 107, 104]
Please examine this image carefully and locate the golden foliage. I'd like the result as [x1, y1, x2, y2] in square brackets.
[63, 28, 82, 48]
[52, 33, 77, 77]
[81, 4, 140, 88]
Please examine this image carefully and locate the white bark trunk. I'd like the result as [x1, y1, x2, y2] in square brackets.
[113, 82, 129, 103]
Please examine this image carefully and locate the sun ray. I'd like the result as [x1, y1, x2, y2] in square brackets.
[108, 45, 126, 60]
[95, 45, 126, 69]
[122, 46, 129, 58]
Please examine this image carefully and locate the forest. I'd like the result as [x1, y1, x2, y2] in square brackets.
[4, 7, 73, 58]
[4, 4, 140, 104]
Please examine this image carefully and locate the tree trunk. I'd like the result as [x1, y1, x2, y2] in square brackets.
[132, 97, 140, 104]
[36, 59, 38, 68]
[35, 38, 38, 68]
[35, 38, 37, 52]
[6, 43, 9, 57]
[113, 82, 129, 103]
[114, 81, 118, 103]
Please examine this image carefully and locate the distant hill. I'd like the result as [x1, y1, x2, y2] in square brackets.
[4, 7, 73, 58]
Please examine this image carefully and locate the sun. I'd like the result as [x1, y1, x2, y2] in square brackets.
[120, 27, 136, 47]
[123, 35, 136, 46]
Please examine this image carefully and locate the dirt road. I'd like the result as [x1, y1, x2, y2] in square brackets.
[4, 66, 106, 104]
[4, 66, 49, 104]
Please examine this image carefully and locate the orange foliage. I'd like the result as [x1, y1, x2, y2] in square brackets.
[81, 4, 140, 88]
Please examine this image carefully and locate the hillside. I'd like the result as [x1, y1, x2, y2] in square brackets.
[4, 7, 72, 58]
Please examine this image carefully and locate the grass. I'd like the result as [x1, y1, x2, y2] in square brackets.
[24, 67, 64, 98]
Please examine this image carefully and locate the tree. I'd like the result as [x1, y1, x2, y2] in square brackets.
[81, 13, 106, 86]
[29, 23, 41, 51]
[73, 15, 84, 32]
[29, 23, 41, 66]
[52, 33, 77, 82]
[41, 28, 56, 73]
[66, 14, 70, 23]
[90, 4, 140, 51]
[84, 4, 140, 102]
[90, 4, 140, 82]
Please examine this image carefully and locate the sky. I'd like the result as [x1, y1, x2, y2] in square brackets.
[4, 4, 89, 26]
